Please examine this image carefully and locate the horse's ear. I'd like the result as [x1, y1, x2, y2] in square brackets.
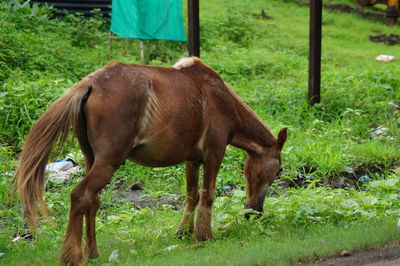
[277, 127, 287, 150]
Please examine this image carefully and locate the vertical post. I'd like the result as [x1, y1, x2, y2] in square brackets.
[308, 0, 322, 105]
[188, 0, 200, 57]
[139, 40, 145, 62]
[109, 32, 112, 58]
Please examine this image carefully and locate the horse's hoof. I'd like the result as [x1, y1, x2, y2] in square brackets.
[88, 250, 100, 259]
[61, 247, 84, 266]
[195, 231, 214, 242]
[60, 256, 84, 266]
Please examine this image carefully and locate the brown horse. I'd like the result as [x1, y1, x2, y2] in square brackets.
[15, 57, 287, 265]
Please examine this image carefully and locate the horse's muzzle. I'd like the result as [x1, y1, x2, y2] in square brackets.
[244, 201, 264, 220]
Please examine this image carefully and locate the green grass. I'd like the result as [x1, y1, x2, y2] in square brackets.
[1, 0, 400, 264]
[2, 216, 400, 265]
[2, 171, 400, 265]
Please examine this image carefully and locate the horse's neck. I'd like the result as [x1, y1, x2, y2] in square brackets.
[228, 90, 276, 154]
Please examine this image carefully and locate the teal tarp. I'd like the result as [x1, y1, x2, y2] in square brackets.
[110, 0, 187, 42]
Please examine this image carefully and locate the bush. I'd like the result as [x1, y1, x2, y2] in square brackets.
[0, 0, 111, 145]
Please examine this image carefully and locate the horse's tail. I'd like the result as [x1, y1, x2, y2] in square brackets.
[15, 79, 93, 227]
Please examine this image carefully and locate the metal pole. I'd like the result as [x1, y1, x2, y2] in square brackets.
[188, 0, 200, 57]
[308, 0, 322, 105]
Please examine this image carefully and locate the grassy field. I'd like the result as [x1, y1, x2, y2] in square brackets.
[1, 0, 400, 265]
[4, 217, 400, 265]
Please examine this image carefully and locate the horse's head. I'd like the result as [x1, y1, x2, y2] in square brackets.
[244, 128, 287, 218]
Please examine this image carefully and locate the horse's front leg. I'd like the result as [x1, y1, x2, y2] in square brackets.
[177, 161, 200, 237]
[195, 149, 225, 241]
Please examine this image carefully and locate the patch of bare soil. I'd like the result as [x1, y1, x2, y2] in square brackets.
[113, 181, 183, 210]
[299, 241, 400, 266]
[324, 4, 356, 14]
[369, 34, 400, 45]
[320, 4, 386, 22]
[279, 164, 389, 190]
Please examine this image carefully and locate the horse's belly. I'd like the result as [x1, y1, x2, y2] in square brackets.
[127, 142, 198, 167]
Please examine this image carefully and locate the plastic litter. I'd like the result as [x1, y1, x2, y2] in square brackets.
[109, 250, 119, 261]
[165, 244, 178, 251]
[388, 102, 400, 111]
[358, 175, 372, 186]
[46, 158, 81, 181]
[46, 161, 74, 172]
[375, 55, 395, 62]
[12, 233, 33, 243]
[223, 185, 233, 191]
[369, 126, 393, 140]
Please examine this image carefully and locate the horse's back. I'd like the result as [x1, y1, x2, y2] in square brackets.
[82, 60, 239, 166]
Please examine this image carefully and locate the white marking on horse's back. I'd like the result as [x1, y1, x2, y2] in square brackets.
[172, 57, 196, 69]
[87, 61, 120, 80]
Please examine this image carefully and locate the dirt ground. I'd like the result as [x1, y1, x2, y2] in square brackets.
[114, 181, 183, 210]
[301, 241, 400, 266]
[323, 4, 386, 22]
[369, 34, 400, 45]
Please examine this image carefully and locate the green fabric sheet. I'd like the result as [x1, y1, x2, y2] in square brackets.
[110, 0, 187, 42]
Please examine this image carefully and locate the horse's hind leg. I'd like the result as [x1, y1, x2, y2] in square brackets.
[80, 150, 100, 259]
[60, 160, 118, 265]
[177, 161, 200, 237]
[84, 194, 100, 259]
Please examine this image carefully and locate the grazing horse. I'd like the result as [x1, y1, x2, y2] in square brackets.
[15, 57, 287, 265]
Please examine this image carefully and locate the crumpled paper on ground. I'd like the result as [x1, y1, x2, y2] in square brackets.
[375, 55, 395, 62]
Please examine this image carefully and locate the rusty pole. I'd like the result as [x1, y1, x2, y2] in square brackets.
[188, 0, 200, 57]
[308, 0, 322, 105]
